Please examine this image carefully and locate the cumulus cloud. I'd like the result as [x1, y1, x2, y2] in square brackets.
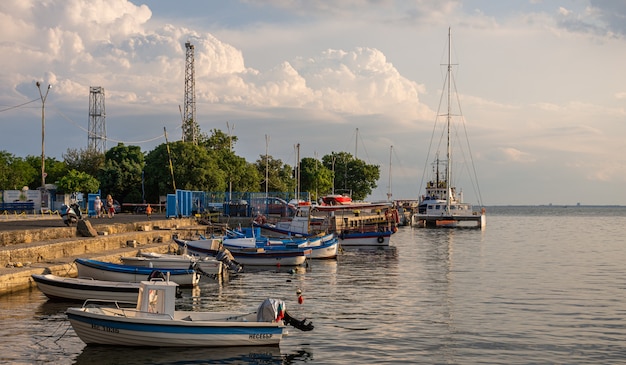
[0, 0, 431, 121]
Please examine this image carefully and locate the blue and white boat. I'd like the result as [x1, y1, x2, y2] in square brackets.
[74, 258, 199, 287]
[66, 278, 313, 347]
[173, 236, 313, 267]
[224, 227, 338, 260]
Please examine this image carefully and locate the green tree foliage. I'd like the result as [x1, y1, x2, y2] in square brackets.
[0, 151, 38, 190]
[56, 169, 100, 195]
[299, 157, 333, 200]
[322, 152, 379, 201]
[24, 155, 67, 188]
[99, 143, 145, 203]
[254, 155, 294, 193]
[203, 128, 237, 152]
[63, 147, 105, 178]
[143, 141, 227, 203]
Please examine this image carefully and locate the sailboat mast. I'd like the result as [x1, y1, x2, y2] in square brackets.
[446, 27, 452, 212]
[387, 145, 393, 201]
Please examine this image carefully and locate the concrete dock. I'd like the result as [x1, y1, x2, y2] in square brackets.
[0, 213, 220, 296]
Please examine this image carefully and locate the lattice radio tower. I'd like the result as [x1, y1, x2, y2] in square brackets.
[182, 41, 197, 144]
[88, 86, 106, 152]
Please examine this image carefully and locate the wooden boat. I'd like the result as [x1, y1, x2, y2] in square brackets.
[120, 252, 223, 276]
[255, 203, 397, 248]
[411, 28, 485, 229]
[31, 274, 140, 303]
[74, 258, 199, 287]
[66, 279, 313, 347]
[173, 237, 312, 267]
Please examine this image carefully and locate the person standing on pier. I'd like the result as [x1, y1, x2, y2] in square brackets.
[106, 194, 115, 218]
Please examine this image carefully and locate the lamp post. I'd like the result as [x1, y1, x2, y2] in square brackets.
[36, 82, 51, 188]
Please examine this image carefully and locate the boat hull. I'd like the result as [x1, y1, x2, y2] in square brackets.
[66, 308, 284, 347]
[75, 258, 199, 286]
[337, 230, 392, 247]
[32, 274, 140, 302]
[120, 254, 223, 276]
[176, 238, 313, 266]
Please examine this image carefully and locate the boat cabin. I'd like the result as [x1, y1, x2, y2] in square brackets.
[136, 280, 178, 317]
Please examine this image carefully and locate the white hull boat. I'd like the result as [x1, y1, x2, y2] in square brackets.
[31, 274, 140, 303]
[75, 258, 199, 286]
[120, 252, 223, 276]
[66, 279, 313, 347]
[411, 28, 485, 229]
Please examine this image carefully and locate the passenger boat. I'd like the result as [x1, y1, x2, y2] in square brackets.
[31, 274, 140, 303]
[411, 28, 486, 229]
[74, 258, 199, 286]
[66, 278, 313, 347]
[255, 202, 397, 248]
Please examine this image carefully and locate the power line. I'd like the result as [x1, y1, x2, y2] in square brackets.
[0, 98, 39, 113]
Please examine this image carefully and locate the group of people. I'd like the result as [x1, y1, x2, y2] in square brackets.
[93, 194, 116, 218]
[92, 195, 153, 219]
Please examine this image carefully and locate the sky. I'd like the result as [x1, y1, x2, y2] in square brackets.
[1, 0, 625, 206]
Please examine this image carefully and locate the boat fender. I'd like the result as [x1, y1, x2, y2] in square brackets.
[296, 288, 303, 304]
[377, 236, 384, 243]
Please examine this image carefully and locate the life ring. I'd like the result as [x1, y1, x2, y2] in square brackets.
[377, 236, 384, 243]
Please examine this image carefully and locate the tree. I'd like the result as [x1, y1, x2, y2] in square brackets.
[63, 147, 105, 178]
[24, 155, 67, 188]
[203, 128, 237, 152]
[254, 155, 294, 193]
[0, 151, 37, 190]
[99, 143, 145, 203]
[299, 157, 333, 200]
[56, 169, 100, 195]
[322, 152, 380, 201]
[143, 141, 227, 203]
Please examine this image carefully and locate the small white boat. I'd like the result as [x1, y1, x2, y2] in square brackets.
[66, 278, 313, 347]
[120, 252, 223, 276]
[31, 274, 140, 303]
[75, 258, 200, 287]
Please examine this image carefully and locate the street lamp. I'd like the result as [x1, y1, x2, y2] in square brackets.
[36, 81, 51, 188]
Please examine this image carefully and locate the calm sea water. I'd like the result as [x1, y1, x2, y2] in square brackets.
[1, 206, 625, 364]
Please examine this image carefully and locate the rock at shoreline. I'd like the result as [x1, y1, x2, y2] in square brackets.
[77, 220, 98, 237]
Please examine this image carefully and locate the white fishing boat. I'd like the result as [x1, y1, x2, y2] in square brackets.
[66, 278, 313, 347]
[74, 258, 200, 287]
[31, 274, 141, 303]
[411, 28, 486, 229]
[120, 252, 223, 276]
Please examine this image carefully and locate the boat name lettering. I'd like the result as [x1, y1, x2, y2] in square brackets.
[91, 324, 119, 333]
[249, 333, 273, 339]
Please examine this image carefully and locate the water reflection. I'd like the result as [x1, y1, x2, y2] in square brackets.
[73, 345, 312, 365]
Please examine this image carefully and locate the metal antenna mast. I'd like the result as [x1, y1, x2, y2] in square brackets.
[88, 86, 106, 152]
[182, 41, 197, 144]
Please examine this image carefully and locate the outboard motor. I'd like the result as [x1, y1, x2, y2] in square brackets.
[60, 202, 83, 227]
[215, 249, 244, 273]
